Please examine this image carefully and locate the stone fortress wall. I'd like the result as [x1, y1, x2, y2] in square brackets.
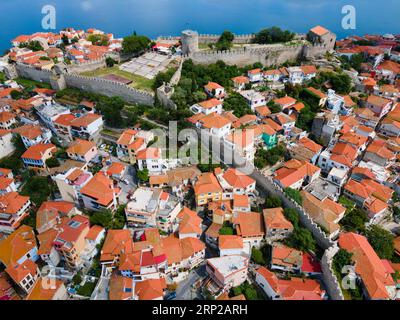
[158, 33, 255, 44]
[11, 61, 155, 106]
[202, 129, 344, 300]
[188, 43, 328, 67]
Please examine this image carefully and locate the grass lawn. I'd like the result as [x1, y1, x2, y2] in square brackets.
[15, 77, 52, 89]
[81, 66, 154, 92]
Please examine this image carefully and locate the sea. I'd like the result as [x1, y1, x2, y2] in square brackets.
[0, 0, 399, 53]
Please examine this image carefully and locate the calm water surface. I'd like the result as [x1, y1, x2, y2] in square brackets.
[0, 0, 399, 52]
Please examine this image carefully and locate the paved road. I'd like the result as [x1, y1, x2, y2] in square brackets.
[175, 264, 207, 300]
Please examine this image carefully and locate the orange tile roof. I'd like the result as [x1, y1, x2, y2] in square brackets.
[36, 201, 74, 231]
[13, 125, 43, 140]
[225, 130, 255, 149]
[85, 225, 105, 241]
[198, 98, 223, 110]
[199, 112, 232, 129]
[0, 192, 30, 215]
[378, 60, 400, 74]
[339, 132, 368, 148]
[248, 68, 262, 75]
[300, 191, 343, 234]
[70, 113, 102, 127]
[344, 179, 371, 199]
[194, 172, 223, 195]
[274, 159, 320, 188]
[6, 259, 38, 283]
[300, 65, 317, 75]
[255, 106, 271, 117]
[256, 266, 325, 300]
[135, 278, 166, 300]
[106, 162, 126, 176]
[274, 96, 297, 107]
[263, 118, 283, 131]
[117, 129, 137, 146]
[339, 233, 395, 299]
[222, 168, 255, 189]
[21, 143, 56, 161]
[366, 140, 395, 160]
[37, 229, 58, 255]
[0, 176, 13, 190]
[109, 273, 134, 300]
[233, 194, 249, 208]
[306, 87, 327, 99]
[298, 137, 322, 154]
[264, 69, 282, 76]
[177, 207, 202, 236]
[232, 76, 249, 84]
[263, 207, 294, 231]
[0, 111, 16, 123]
[0, 225, 37, 266]
[205, 82, 223, 91]
[127, 137, 145, 152]
[67, 139, 96, 156]
[234, 212, 265, 238]
[310, 26, 330, 36]
[26, 278, 64, 300]
[54, 114, 77, 126]
[0, 88, 19, 99]
[272, 244, 303, 268]
[0, 168, 12, 177]
[80, 172, 118, 207]
[136, 148, 161, 160]
[367, 95, 392, 108]
[219, 235, 243, 250]
[100, 229, 133, 263]
[161, 235, 205, 265]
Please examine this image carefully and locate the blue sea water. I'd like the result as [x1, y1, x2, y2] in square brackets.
[0, 0, 399, 53]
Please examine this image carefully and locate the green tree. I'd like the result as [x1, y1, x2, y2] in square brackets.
[10, 90, 23, 100]
[87, 34, 109, 46]
[21, 176, 52, 207]
[251, 247, 266, 265]
[112, 205, 127, 229]
[265, 196, 282, 208]
[340, 208, 368, 233]
[253, 27, 295, 44]
[45, 157, 60, 168]
[219, 226, 234, 235]
[122, 34, 151, 55]
[284, 188, 303, 205]
[332, 249, 353, 275]
[285, 227, 316, 252]
[284, 208, 300, 228]
[19, 40, 44, 51]
[223, 92, 254, 117]
[137, 169, 149, 182]
[153, 67, 176, 90]
[215, 30, 235, 51]
[366, 225, 395, 260]
[89, 209, 113, 228]
[105, 57, 117, 67]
